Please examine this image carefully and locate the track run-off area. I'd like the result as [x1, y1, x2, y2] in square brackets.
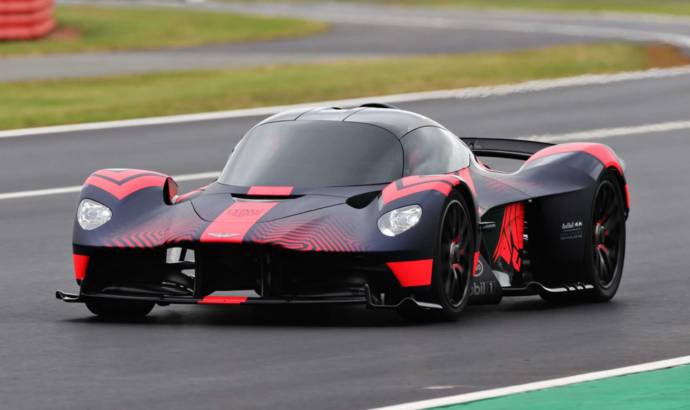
[1, 60, 690, 408]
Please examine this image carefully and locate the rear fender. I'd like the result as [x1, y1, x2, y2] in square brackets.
[520, 143, 628, 283]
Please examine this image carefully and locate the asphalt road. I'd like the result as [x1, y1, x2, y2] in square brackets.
[4, 0, 690, 81]
[1, 70, 690, 409]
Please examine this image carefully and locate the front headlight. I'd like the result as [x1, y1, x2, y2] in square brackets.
[377, 205, 422, 237]
[77, 199, 112, 230]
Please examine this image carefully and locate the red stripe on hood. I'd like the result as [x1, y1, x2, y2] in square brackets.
[247, 186, 294, 196]
[201, 201, 277, 243]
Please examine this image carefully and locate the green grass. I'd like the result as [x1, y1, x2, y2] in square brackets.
[228, 0, 690, 16]
[1, 42, 687, 130]
[0, 5, 328, 57]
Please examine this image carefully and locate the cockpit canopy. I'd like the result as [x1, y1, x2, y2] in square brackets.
[219, 108, 471, 188]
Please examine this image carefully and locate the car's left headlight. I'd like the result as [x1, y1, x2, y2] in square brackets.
[378, 205, 422, 237]
[77, 199, 112, 231]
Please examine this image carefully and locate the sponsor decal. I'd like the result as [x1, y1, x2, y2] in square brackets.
[470, 280, 498, 297]
[560, 220, 584, 240]
[474, 260, 484, 277]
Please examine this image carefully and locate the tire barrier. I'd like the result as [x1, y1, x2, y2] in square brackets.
[0, 0, 55, 40]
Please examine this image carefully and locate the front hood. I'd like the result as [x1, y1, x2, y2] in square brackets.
[192, 193, 346, 223]
[73, 182, 393, 251]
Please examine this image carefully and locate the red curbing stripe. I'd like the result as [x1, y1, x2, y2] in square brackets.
[198, 296, 248, 305]
[386, 259, 434, 287]
[247, 186, 294, 196]
[73, 254, 89, 281]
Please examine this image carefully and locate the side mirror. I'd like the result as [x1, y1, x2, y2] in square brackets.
[163, 177, 179, 205]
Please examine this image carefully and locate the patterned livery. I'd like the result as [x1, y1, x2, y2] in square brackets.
[58, 105, 629, 321]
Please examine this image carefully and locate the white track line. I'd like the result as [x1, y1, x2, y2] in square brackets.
[371, 355, 690, 410]
[519, 120, 690, 142]
[0, 171, 219, 201]
[2, 65, 690, 139]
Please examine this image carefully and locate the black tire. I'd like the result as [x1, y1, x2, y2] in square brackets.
[541, 170, 626, 304]
[85, 298, 155, 319]
[398, 191, 475, 321]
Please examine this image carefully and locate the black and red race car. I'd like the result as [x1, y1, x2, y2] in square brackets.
[57, 104, 629, 321]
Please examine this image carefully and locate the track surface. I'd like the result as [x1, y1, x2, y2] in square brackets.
[4, 0, 690, 81]
[2, 70, 690, 409]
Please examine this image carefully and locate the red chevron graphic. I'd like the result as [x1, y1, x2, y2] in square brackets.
[381, 175, 461, 205]
[492, 202, 524, 272]
[85, 169, 167, 200]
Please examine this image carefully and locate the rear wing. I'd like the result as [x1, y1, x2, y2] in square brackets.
[462, 138, 553, 161]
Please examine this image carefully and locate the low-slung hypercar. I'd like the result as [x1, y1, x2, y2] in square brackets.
[57, 104, 629, 321]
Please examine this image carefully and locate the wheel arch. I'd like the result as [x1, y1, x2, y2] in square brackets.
[452, 181, 480, 276]
[453, 181, 478, 236]
[604, 166, 630, 218]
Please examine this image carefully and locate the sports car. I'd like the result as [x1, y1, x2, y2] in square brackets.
[57, 104, 629, 321]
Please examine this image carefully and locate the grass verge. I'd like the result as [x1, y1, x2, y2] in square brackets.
[1, 43, 687, 130]
[0, 5, 329, 57]
[227, 0, 690, 16]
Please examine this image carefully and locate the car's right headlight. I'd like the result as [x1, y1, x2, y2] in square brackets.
[377, 205, 422, 237]
[77, 199, 112, 231]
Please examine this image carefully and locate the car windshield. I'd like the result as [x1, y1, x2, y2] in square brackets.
[219, 121, 404, 188]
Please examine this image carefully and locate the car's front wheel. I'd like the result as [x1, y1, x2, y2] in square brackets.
[85, 298, 155, 319]
[398, 191, 475, 321]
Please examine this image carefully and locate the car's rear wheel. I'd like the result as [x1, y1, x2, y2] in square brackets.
[398, 191, 475, 321]
[85, 298, 155, 319]
[541, 170, 626, 304]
